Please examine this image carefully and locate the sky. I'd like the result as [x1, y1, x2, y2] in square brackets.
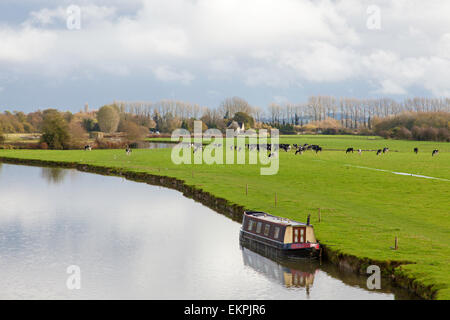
[0, 0, 450, 112]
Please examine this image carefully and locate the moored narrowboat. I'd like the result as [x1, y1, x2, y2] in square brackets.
[239, 211, 320, 257]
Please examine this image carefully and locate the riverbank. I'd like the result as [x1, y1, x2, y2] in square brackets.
[0, 146, 449, 299]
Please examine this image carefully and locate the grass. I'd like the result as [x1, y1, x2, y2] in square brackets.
[1, 135, 449, 299]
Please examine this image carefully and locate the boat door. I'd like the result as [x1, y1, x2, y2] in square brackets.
[293, 227, 306, 243]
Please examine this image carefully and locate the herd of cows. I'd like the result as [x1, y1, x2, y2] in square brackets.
[83, 142, 440, 157]
[246, 143, 440, 157]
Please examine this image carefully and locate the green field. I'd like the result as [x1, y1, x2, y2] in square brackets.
[1, 135, 449, 299]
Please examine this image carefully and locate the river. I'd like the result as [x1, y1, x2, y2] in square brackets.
[0, 163, 417, 299]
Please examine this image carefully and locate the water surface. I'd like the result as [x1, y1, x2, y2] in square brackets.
[0, 163, 416, 299]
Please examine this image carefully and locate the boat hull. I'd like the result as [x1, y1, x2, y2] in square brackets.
[239, 230, 320, 258]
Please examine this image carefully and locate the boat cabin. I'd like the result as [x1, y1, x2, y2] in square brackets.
[240, 211, 320, 256]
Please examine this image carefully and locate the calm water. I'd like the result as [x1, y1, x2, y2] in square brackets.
[0, 163, 416, 299]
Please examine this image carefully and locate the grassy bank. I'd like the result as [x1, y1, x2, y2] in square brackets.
[0, 135, 449, 299]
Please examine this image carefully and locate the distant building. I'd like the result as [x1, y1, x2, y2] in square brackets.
[228, 121, 245, 134]
[89, 131, 104, 139]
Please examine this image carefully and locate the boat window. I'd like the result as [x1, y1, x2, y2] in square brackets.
[263, 224, 270, 236]
[294, 229, 299, 243]
[256, 222, 262, 233]
[247, 219, 254, 231]
[274, 227, 280, 239]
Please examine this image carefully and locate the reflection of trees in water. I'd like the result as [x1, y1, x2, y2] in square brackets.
[41, 167, 68, 184]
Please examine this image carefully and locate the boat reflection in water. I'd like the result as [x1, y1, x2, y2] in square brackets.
[240, 241, 422, 300]
[240, 243, 320, 296]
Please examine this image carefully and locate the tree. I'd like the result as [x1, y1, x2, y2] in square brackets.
[97, 105, 120, 133]
[0, 126, 4, 144]
[220, 97, 253, 118]
[68, 121, 87, 148]
[40, 109, 71, 149]
[233, 111, 254, 129]
[118, 120, 148, 141]
[157, 112, 182, 133]
[181, 118, 208, 132]
[82, 118, 99, 132]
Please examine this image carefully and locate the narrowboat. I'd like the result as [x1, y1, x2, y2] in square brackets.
[239, 211, 320, 257]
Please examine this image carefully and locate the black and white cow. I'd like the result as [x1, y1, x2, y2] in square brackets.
[414, 147, 418, 154]
[383, 147, 389, 153]
[432, 149, 439, 156]
[84, 145, 92, 151]
[311, 145, 321, 152]
[376, 149, 382, 155]
[279, 144, 291, 152]
[346, 147, 354, 154]
[295, 146, 304, 155]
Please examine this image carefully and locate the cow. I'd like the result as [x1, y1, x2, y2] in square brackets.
[311, 145, 321, 152]
[358, 149, 362, 155]
[376, 149, 382, 155]
[295, 146, 304, 155]
[84, 145, 92, 151]
[346, 147, 354, 154]
[383, 147, 389, 153]
[125, 146, 132, 155]
[279, 144, 291, 152]
[432, 149, 439, 156]
[414, 147, 418, 154]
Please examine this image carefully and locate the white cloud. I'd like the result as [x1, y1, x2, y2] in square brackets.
[153, 66, 194, 84]
[26, 5, 117, 27]
[0, 27, 57, 62]
[281, 42, 360, 82]
[1, 0, 450, 95]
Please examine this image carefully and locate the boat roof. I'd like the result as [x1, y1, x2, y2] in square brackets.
[244, 211, 308, 227]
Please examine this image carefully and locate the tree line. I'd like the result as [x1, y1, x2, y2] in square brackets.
[1, 95, 450, 148]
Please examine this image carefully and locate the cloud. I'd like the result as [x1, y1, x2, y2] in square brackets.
[1, 0, 450, 96]
[0, 27, 57, 63]
[153, 66, 194, 84]
[25, 5, 117, 27]
[280, 42, 360, 83]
